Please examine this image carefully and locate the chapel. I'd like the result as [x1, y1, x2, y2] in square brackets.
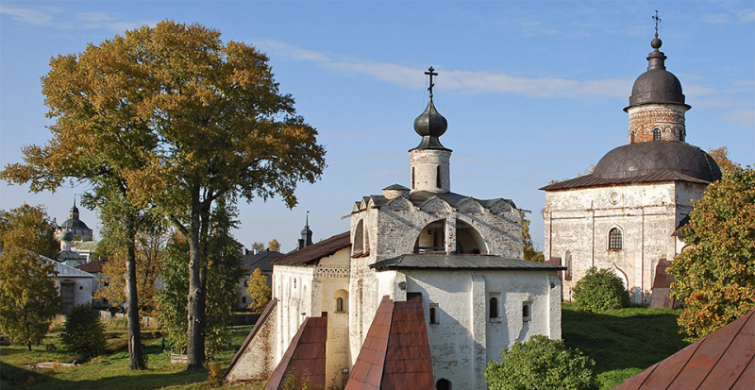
[225, 69, 564, 390]
[540, 33, 721, 304]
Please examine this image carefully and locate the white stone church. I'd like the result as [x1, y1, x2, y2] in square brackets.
[225, 69, 564, 390]
[540, 35, 721, 304]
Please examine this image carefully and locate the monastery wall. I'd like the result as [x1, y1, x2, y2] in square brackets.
[544, 182, 679, 303]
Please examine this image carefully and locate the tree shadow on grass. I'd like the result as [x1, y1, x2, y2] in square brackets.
[561, 306, 690, 374]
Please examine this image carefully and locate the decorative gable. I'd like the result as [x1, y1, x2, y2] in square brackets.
[420, 196, 453, 214]
[457, 198, 485, 215]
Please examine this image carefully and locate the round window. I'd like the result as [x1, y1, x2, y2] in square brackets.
[609, 190, 621, 205]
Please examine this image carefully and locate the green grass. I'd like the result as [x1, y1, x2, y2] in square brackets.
[0, 325, 261, 390]
[561, 303, 690, 389]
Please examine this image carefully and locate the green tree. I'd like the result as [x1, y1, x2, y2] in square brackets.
[669, 167, 755, 338]
[157, 201, 244, 359]
[485, 335, 598, 390]
[3, 20, 325, 370]
[246, 268, 272, 312]
[61, 304, 106, 359]
[521, 214, 544, 263]
[0, 205, 61, 350]
[572, 267, 630, 312]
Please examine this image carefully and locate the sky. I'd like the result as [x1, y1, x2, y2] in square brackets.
[1, 1, 753, 253]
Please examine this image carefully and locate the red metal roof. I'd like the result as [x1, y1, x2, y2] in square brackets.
[265, 313, 328, 390]
[614, 309, 755, 390]
[270, 232, 350, 266]
[76, 260, 106, 273]
[346, 293, 436, 390]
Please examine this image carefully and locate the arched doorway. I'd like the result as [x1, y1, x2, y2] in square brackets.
[436, 379, 451, 390]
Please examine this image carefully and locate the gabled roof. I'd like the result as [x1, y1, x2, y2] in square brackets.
[371, 254, 566, 272]
[270, 232, 350, 266]
[240, 250, 282, 273]
[76, 260, 107, 274]
[345, 293, 435, 390]
[614, 309, 755, 390]
[264, 313, 328, 390]
[42, 256, 95, 278]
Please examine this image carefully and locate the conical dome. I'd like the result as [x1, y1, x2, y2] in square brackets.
[625, 37, 688, 111]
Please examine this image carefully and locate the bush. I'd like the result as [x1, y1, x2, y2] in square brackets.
[486, 335, 598, 390]
[572, 267, 630, 312]
[61, 304, 106, 360]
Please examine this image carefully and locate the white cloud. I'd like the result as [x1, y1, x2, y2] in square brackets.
[0, 6, 58, 26]
[725, 109, 755, 128]
[257, 39, 631, 99]
[738, 9, 755, 22]
[702, 13, 729, 24]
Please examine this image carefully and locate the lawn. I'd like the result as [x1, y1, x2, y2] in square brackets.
[561, 303, 690, 389]
[0, 323, 263, 390]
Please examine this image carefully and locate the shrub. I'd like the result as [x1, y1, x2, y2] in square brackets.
[486, 335, 599, 390]
[61, 304, 106, 360]
[572, 267, 630, 312]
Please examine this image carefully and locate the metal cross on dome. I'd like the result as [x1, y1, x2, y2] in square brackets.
[425, 66, 438, 99]
[653, 10, 662, 38]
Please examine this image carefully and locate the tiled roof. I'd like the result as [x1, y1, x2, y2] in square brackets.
[614, 309, 755, 390]
[270, 232, 350, 266]
[651, 259, 674, 290]
[346, 293, 436, 390]
[76, 260, 107, 273]
[265, 313, 328, 390]
[240, 250, 282, 272]
[223, 298, 278, 382]
[540, 169, 712, 191]
[371, 254, 566, 272]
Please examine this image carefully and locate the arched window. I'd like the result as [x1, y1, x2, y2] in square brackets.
[489, 297, 498, 319]
[336, 297, 343, 312]
[437, 379, 452, 390]
[429, 307, 437, 324]
[630, 131, 635, 144]
[412, 167, 415, 190]
[609, 228, 623, 250]
[522, 303, 532, 321]
[353, 220, 364, 255]
[653, 127, 661, 141]
[565, 251, 573, 281]
[436, 166, 442, 189]
[334, 289, 349, 313]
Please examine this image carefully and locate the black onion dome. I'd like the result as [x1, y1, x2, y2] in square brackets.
[61, 229, 74, 242]
[594, 142, 721, 182]
[411, 98, 451, 151]
[625, 38, 688, 111]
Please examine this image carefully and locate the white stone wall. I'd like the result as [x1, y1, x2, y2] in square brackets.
[544, 181, 705, 303]
[225, 303, 278, 382]
[272, 264, 315, 362]
[410, 149, 452, 193]
[404, 270, 562, 390]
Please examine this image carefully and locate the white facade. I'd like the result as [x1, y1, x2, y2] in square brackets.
[43, 256, 96, 313]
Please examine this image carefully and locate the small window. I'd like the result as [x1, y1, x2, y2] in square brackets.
[241, 297, 247, 304]
[523, 302, 532, 321]
[489, 297, 499, 319]
[653, 128, 661, 141]
[429, 303, 439, 324]
[336, 297, 344, 312]
[609, 228, 623, 250]
[436, 166, 442, 189]
[630, 131, 635, 144]
[437, 379, 452, 390]
[412, 167, 415, 189]
[293, 278, 297, 289]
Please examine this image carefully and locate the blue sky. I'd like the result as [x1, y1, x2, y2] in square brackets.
[1, 1, 753, 252]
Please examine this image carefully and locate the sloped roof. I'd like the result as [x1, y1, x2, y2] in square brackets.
[371, 254, 566, 272]
[76, 260, 107, 274]
[354, 190, 516, 213]
[264, 313, 328, 390]
[42, 256, 95, 278]
[72, 241, 98, 251]
[270, 232, 350, 266]
[651, 259, 674, 290]
[672, 214, 691, 238]
[240, 250, 282, 273]
[614, 309, 755, 390]
[345, 293, 435, 390]
[540, 169, 712, 191]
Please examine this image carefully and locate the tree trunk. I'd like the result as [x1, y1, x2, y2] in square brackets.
[27, 340, 31, 351]
[126, 217, 145, 370]
[186, 197, 206, 372]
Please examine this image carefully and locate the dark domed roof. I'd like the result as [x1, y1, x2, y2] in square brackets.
[625, 38, 688, 111]
[594, 142, 721, 182]
[60, 218, 91, 231]
[61, 229, 74, 242]
[412, 98, 450, 151]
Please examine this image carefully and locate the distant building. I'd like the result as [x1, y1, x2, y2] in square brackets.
[540, 35, 721, 304]
[57, 198, 95, 267]
[44, 256, 96, 314]
[237, 249, 282, 310]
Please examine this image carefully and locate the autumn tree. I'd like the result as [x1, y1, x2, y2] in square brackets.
[156, 201, 243, 358]
[707, 146, 740, 174]
[3, 21, 325, 370]
[251, 242, 265, 252]
[0, 205, 61, 350]
[521, 214, 544, 263]
[268, 238, 281, 252]
[669, 167, 755, 338]
[96, 213, 168, 315]
[246, 268, 272, 312]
